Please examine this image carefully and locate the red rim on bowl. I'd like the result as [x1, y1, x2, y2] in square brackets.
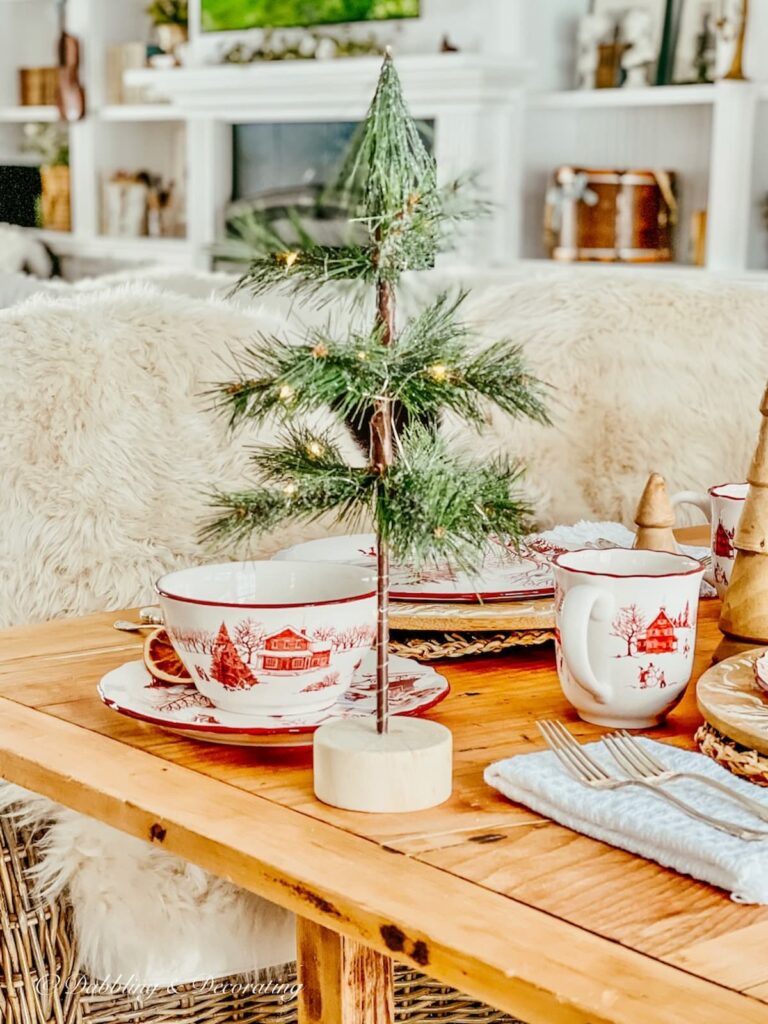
[156, 560, 376, 609]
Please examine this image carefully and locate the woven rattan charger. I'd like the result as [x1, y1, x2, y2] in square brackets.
[389, 594, 555, 660]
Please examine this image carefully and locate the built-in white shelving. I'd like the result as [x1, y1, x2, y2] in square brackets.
[528, 84, 716, 110]
[2, 0, 768, 276]
[0, 105, 58, 123]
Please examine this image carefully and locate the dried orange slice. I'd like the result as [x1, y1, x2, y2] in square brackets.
[143, 628, 192, 686]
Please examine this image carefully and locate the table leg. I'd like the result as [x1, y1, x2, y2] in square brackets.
[296, 916, 394, 1024]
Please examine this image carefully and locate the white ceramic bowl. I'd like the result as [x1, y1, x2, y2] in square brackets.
[156, 561, 376, 716]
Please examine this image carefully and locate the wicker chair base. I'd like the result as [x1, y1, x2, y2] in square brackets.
[390, 629, 555, 661]
[1, 818, 520, 1024]
[695, 722, 768, 786]
[77, 966, 519, 1023]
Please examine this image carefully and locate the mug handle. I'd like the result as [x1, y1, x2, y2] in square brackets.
[670, 491, 711, 522]
[560, 585, 614, 705]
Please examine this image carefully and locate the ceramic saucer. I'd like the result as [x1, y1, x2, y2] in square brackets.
[98, 650, 450, 748]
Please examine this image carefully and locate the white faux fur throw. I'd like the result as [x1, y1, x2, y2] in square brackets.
[457, 275, 768, 527]
[0, 284, 360, 629]
[0, 784, 295, 984]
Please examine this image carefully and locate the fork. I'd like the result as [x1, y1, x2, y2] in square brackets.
[603, 730, 768, 825]
[537, 721, 768, 842]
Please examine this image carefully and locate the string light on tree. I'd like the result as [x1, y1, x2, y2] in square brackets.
[207, 51, 549, 813]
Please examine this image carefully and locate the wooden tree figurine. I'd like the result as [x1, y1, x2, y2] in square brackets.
[719, 383, 768, 648]
[633, 472, 679, 553]
[205, 52, 548, 812]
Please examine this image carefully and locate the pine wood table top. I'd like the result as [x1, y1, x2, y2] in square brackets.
[1, 529, 767, 1023]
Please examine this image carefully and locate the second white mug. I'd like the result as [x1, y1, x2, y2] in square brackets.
[672, 482, 748, 597]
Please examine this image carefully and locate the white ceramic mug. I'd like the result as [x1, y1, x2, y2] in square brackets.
[672, 483, 748, 597]
[552, 548, 705, 729]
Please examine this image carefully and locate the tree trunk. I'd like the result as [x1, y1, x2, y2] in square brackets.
[372, 280, 395, 734]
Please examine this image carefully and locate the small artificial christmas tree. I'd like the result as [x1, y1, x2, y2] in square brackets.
[207, 53, 548, 809]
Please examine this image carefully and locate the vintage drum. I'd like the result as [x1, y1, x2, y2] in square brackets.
[544, 166, 677, 263]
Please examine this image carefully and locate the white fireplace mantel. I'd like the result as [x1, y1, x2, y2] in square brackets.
[126, 54, 529, 120]
[126, 53, 530, 266]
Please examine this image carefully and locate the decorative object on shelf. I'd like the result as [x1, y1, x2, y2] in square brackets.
[576, 13, 615, 88]
[147, 0, 189, 60]
[656, 0, 683, 83]
[621, 9, 657, 86]
[691, 208, 708, 265]
[20, 122, 70, 232]
[18, 67, 59, 107]
[106, 43, 156, 104]
[696, 721, 768, 785]
[206, 52, 548, 812]
[717, 0, 750, 80]
[99, 650, 449, 749]
[719, 385, 768, 651]
[220, 27, 384, 64]
[673, 482, 747, 598]
[583, 1, 667, 87]
[200, 0, 419, 32]
[103, 170, 178, 238]
[633, 473, 679, 552]
[544, 166, 677, 263]
[552, 547, 704, 728]
[55, 0, 86, 122]
[697, 648, 768, 755]
[673, 0, 718, 82]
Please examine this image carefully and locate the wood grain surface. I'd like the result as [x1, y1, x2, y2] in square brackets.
[1, 527, 767, 1023]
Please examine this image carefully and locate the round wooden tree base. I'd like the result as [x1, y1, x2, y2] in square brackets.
[695, 723, 768, 786]
[313, 717, 453, 813]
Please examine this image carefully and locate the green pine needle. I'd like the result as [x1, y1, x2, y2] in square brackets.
[376, 424, 532, 568]
[232, 246, 375, 299]
[213, 292, 550, 432]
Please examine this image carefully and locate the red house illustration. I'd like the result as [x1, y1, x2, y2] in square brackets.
[636, 609, 678, 655]
[713, 521, 735, 559]
[255, 627, 331, 674]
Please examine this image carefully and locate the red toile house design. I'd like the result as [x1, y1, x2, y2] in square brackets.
[713, 520, 735, 559]
[636, 609, 678, 655]
[255, 627, 332, 674]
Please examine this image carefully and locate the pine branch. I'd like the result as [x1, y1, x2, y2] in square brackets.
[203, 429, 374, 545]
[212, 292, 549, 433]
[232, 246, 375, 299]
[209, 328, 389, 429]
[376, 424, 533, 568]
[460, 340, 551, 425]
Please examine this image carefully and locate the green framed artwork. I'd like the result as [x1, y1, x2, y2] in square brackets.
[201, 1, 420, 32]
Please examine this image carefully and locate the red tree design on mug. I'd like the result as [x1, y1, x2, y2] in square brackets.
[210, 623, 258, 691]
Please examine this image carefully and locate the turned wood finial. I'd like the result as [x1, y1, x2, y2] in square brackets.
[633, 473, 678, 552]
[720, 383, 768, 644]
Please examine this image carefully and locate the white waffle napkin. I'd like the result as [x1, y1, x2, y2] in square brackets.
[484, 738, 768, 904]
